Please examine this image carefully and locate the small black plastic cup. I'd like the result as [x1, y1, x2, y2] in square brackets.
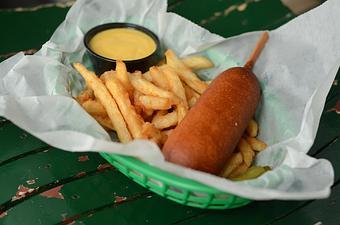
[84, 23, 162, 75]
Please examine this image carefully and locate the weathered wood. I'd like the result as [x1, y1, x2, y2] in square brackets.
[0, 169, 148, 224]
[0, 122, 47, 164]
[0, 7, 68, 54]
[0, 147, 108, 204]
[268, 139, 340, 225]
[170, 0, 292, 38]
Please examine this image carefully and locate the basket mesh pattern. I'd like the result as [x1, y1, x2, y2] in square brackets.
[100, 153, 251, 209]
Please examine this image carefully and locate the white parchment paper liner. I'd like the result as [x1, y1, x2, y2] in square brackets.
[0, 0, 339, 200]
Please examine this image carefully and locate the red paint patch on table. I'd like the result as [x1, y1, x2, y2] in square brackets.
[114, 196, 127, 203]
[62, 217, 76, 225]
[40, 185, 64, 199]
[12, 185, 35, 201]
[78, 155, 89, 162]
[0, 211, 7, 218]
[75, 171, 86, 178]
[336, 100, 340, 114]
[97, 163, 113, 171]
[327, 100, 340, 114]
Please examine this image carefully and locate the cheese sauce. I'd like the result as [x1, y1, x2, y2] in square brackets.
[89, 28, 156, 61]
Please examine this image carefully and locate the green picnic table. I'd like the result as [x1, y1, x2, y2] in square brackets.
[0, 0, 339, 224]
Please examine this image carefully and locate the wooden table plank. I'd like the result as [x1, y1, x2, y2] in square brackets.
[0, 7, 68, 54]
[0, 169, 148, 224]
[309, 95, 340, 155]
[0, 147, 107, 204]
[269, 139, 340, 225]
[271, 184, 340, 225]
[170, 0, 293, 38]
[75, 194, 203, 225]
[0, 122, 47, 163]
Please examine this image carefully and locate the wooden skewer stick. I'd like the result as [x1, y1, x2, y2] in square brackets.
[244, 31, 269, 70]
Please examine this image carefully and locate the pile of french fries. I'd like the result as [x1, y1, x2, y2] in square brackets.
[73, 49, 268, 180]
[220, 119, 268, 179]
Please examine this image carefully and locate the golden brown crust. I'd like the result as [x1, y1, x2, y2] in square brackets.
[162, 67, 260, 175]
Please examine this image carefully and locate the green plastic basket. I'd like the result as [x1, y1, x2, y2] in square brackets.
[100, 152, 251, 209]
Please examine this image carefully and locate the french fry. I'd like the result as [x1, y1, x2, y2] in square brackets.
[245, 137, 268, 151]
[182, 55, 214, 70]
[99, 71, 113, 83]
[150, 66, 169, 90]
[183, 83, 196, 100]
[153, 110, 168, 120]
[116, 60, 134, 96]
[73, 63, 132, 143]
[92, 115, 115, 131]
[132, 91, 143, 115]
[165, 49, 187, 70]
[188, 96, 199, 108]
[246, 119, 258, 137]
[129, 72, 179, 102]
[229, 162, 249, 178]
[102, 71, 144, 139]
[141, 122, 162, 145]
[205, 80, 212, 85]
[134, 91, 154, 120]
[220, 152, 243, 178]
[162, 66, 188, 122]
[139, 95, 172, 110]
[176, 103, 187, 122]
[177, 69, 208, 94]
[183, 83, 200, 108]
[142, 71, 152, 82]
[238, 138, 255, 167]
[231, 166, 270, 181]
[162, 129, 174, 137]
[143, 108, 154, 116]
[152, 111, 178, 129]
[82, 100, 107, 116]
[142, 110, 154, 123]
[76, 88, 94, 104]
[162, 67, 187, 106]
[160, 129, 174, 146]
[165, 49, 208, 94]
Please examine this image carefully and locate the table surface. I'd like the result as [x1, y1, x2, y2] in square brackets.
[0, 0, 339, 224]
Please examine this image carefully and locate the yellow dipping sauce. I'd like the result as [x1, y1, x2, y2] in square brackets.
[89, 28, 157, 61]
